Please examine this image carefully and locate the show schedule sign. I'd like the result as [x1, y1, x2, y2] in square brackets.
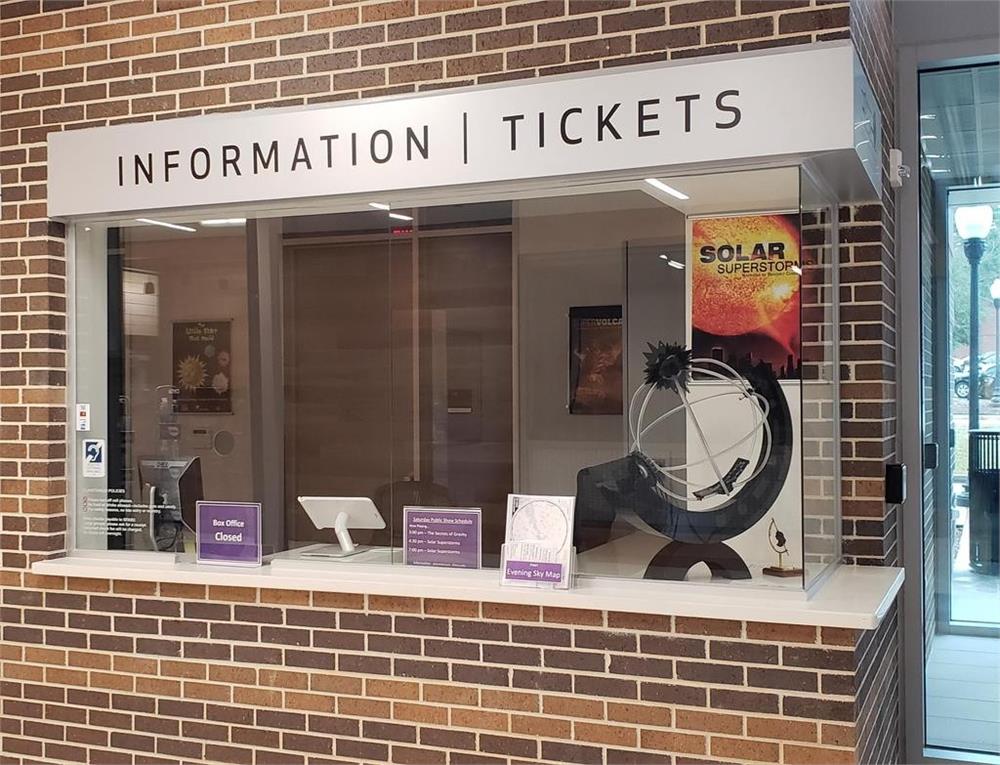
[403, 507, 481, 569]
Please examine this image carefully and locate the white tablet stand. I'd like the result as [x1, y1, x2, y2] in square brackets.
[297, 497, 386, 558]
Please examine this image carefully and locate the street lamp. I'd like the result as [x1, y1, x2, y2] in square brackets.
[956, 204, 996, 429]
[991, 277, 1000, 404]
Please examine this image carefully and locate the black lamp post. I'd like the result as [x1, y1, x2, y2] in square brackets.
[957, 205, 995, 430]
[992, 278, 1000, 404]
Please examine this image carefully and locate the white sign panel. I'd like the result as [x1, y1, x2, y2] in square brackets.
[75, 403, 91, 432]
[49, 43, 860, 218]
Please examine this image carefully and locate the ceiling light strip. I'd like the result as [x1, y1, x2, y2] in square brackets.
[135, 218, 196, 232]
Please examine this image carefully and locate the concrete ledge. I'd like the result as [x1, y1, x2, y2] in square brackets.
[32, 554, 903, 630]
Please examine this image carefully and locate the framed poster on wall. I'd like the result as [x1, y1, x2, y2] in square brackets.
[569, 305, 623, 415]
[172, 320, 233, 414]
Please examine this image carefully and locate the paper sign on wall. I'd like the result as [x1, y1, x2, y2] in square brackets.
[76, 403, 91, 432]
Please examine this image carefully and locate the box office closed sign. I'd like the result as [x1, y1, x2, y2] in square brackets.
[197, 501, 262, 567]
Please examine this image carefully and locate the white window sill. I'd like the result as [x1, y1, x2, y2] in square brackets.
[31, 553, 902, 630]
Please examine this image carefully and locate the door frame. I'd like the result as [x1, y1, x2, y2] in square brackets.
[898, 37, 1000, 765]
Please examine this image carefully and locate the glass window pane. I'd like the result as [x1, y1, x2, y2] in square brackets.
[74, 220, 251, 556]
[919, 61, 999, 757]
[73, 169, 838, 593]
[800, 168, 841, 588]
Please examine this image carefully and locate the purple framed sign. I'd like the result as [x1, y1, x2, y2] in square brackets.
[403, 506, 481, 570]
[196, 501, 262, 567]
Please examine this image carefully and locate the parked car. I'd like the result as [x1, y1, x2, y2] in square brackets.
[953, 352, 996, 376]
[955, 364, 997, 399]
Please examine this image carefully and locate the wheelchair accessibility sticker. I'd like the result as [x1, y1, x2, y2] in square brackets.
[82, 438, 106, 479]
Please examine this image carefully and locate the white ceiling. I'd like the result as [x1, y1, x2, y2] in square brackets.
[641, 167, 800, 216]
[921, 64, 1000, 183]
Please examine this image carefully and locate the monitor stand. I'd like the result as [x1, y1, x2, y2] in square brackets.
[301, 511, 363, 558]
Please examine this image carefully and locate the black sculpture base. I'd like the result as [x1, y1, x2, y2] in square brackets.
[644, 541, 752, 581]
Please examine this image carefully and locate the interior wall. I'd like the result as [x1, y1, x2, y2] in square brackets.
[418, 231, 513, 555]
[282, 240, 397, 548]
[123, 234, 254, 510]
[894, 0, 1000, 48]
[624, 240, 689, 471]
[516, 192, 686, 495]
[282, 228, 513, 553]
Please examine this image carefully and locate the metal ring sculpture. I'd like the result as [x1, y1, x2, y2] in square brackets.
[575, 343, 793, 553]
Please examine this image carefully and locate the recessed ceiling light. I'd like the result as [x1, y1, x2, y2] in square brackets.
[658, 254, 684, 269]
[84, 226, 92, 232]
[389, 212, 413, 221]
[135, 218, 196, 232]
[369, 202, 391, 211]
[645, 178, 689, 200]
[200, 218, 246, 226]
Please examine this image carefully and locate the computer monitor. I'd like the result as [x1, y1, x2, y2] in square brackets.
[138, 456, 203, 552]
[297, 496, 386, 558]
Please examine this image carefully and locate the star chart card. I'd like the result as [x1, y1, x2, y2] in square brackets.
[501, 494, 575, 588]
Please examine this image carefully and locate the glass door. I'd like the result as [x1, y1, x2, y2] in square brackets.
[919, 62, 1000, 760]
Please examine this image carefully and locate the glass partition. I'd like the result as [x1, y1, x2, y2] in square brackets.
[800, 167, 842, 588]
[74, 219, 252, 554]
[73, 166, 841, 590]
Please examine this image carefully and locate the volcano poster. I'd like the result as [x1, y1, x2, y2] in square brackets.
[690, 214, 801, 379]
[569, 305, 623, 415]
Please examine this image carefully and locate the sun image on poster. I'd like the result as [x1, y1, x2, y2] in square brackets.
[569, 305, 623, 415]
[691, 214, 801, 378]
[172, 320, 232, 413]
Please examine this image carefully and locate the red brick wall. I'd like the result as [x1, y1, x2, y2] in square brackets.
[1, 1, 901, 763]
[3, 576, 873, 765]
[1, 0, 885, 570]
[842, 0, 897, 568]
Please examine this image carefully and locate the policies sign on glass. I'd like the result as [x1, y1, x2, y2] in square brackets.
[47, 44, 867, 218]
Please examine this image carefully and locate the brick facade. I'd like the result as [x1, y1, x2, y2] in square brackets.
[843, 0, 897, 568]
[3, 578, 887, 765]
[1, 1, 900, 764]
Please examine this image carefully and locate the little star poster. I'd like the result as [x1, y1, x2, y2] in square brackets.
[172, 320, 232, 413]
[691, 213, 801, 379]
